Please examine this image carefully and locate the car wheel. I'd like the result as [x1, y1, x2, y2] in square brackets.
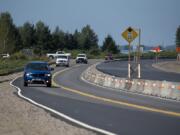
[47, 83, 51, 87]
[24, 81, 28, 87]
[49, 56, 54, 59]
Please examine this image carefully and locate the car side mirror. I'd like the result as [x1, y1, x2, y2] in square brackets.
[50, 67, 54, 71]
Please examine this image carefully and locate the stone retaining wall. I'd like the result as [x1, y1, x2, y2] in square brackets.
[82, 63, 180, 101]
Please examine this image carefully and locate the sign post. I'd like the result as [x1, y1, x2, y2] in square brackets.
[176, 47, 180, 61]
[122, 27, 138, 79]
[137, 29, 141, 78]
[153, 47, 160, 63]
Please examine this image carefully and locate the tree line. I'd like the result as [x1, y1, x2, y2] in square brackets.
[0, 12, 120, 55]
[176, 26, 180, 48]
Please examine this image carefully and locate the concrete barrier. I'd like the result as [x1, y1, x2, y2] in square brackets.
[143, 80, 154, 95]
[130, 79, 145, 94]
[82, 63, 180, 101]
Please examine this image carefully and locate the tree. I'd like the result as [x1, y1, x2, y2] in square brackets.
[64, 33, 77, 50]
[176, 26, 180, 60]
[52, 26, 63, 51]
[78, 25, 98, 50]
[13, 27, 22, 52]
[0, 12, 19, 53]
[73, 29, 81, 49]
[176, 26, 180, 48]
[102, 35, 119, 54]
[51, 27, 76, 51]
[34, 21, 52, 54]
[18, 22, 35, 49]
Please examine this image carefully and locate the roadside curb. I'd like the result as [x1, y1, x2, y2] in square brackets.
[82, 62, 180, 101]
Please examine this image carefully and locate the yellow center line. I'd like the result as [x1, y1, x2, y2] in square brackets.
[52, 68, 180, 117]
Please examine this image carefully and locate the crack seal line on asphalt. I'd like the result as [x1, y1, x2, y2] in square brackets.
[52, 66, 180, 118]
[10, 65, 116, 135]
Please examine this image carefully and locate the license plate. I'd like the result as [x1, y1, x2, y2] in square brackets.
[34, 78, 42, 81]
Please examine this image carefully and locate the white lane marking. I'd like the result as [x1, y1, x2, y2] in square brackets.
[10, 68, 116, 135]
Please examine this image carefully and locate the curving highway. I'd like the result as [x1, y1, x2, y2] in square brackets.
[12, 60, 180, 135]
[97, 59, 180, 82]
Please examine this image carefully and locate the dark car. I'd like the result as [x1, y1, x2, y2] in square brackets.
[105, 54, 113, 60]
[23, 61, 53, 87]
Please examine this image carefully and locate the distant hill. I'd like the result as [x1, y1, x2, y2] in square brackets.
[120, 45, 152, 51]
[120, 44, 176, 54]
[164, 45, 176, 50]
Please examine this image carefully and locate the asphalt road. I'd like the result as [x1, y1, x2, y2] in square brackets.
[13, 60, 180, 135]
[97, 59, 180, 82]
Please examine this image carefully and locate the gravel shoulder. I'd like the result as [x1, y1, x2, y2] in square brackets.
[0, 73, 97, 135]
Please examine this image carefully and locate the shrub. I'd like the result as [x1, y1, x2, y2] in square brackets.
[10, 52, 27, 60]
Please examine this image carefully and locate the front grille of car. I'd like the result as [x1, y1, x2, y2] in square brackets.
[59, 60, 66, 62]
[31, 74, 45, 77]
[78, 58, 85, 60]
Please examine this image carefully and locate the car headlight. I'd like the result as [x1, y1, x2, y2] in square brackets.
[45, 74, 51, 77]
[26, 73, 31, 76]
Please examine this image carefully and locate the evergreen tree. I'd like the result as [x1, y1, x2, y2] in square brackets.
[73, 29, 81, 49]
[34, 21, 52, 54]
[13, 27, 22, 52]
[18, 22, 35, 49]
[64, 33, 77, 50]
[102, 35, 119, 54]
[176, 26, 180, 47]
[52, 26, 62, 51]
[78, 25, 98, 50]
[0, 12, 19, 53]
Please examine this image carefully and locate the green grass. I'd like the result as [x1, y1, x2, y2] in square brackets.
[0, 59, 27, 75]
[0, 56, 49, 76]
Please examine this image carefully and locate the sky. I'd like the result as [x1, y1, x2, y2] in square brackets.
[0, 0, 180, 46]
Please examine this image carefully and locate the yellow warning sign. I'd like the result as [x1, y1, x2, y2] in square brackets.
[122, 27, 138, 44]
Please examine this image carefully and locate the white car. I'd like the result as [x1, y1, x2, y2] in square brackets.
[56, 55, 70, 67]
[76, 54, 88, 64]
[47, 51, 71, 59]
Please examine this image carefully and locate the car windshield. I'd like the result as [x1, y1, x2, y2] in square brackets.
[57, 51, 64, 54]
[26, 63, 49, 71]
[78, 54, 85, 57]
[57, 55, 68, 59]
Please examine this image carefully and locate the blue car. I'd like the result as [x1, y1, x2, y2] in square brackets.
[23, 61, 53, 87]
